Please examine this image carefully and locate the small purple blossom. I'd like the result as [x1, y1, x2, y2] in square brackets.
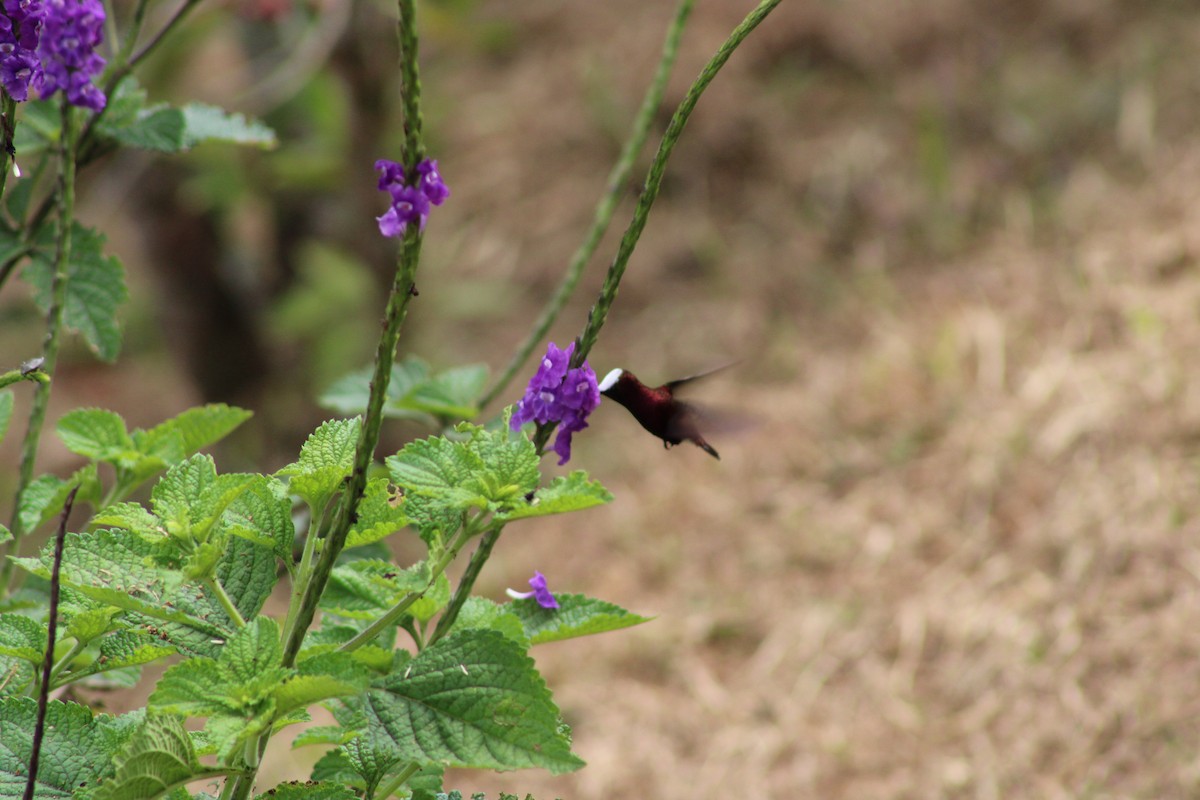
[511, 341, 601, 464]
[36, 0, 106, 111]
[374, 156, 450, 238]
[506, 571, 559, 610]
[0, 0, 44, 102]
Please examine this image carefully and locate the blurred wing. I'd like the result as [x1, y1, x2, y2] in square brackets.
[664, 400, 755, 441]
[662, 360, 739, 393]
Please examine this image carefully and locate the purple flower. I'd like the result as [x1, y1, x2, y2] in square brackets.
[374, 156, 449, 238]
[506, 571, 559, 610]
[36, 0, 106, 111]
[510, 342, 601, 464]
[415, 159, 449, 205]
[0, 0, 44, 102]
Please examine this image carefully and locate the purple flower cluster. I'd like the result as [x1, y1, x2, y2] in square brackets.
[0, 0, 46, 102]
[0, 0, 107, 111]
[506, 571, 559, 610]
[37, 0, 107, 112]
[375, 157, 449, 238]
[510, 341, 600, 465]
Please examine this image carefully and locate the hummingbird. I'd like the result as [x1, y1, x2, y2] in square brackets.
[597, 367, 722, 459]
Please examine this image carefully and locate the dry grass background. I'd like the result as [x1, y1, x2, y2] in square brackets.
[8, 0, 1200, 797]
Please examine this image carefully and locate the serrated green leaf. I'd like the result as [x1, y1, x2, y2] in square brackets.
[461, 424, 540, 502]
[321, 560, 448, 625]
[180, 103, 277, 149]
[217, 536, 279, 623]
[345, 477, 409, 548]
[386, 436, 482, 539]
[0, 391, 12, 443]
[406, 363, 489, 419]
[107, 106, 186, 151]
[11, 529, 226, 639]
[320, 359, 430, 419]
[4, 174, 34, 222]
[151, 455, 256, 542]
[0, 613, 46, 665]
[219, 474, 295, 560]
[148, 658, 228, 717]
[344, 629, 583, 774]
[253, 782, 358, 800]
[134, 403, 253, 463]
[0, 525, 9, 546]
[276, 652, 371, 715]
[64, 630, 176, 686]
[88, 714, 212, 800]
[17, 463, 102, 533]
[278, 418, 361, 513]
[0, 698, 130, 798]
[451, 597, 529, 647]
[24, 223, 127, 362]
[91, 501, 164, 540]
[224, 616, 282, 682]
[65, 607, 119, 645]
[496, 471, 612, 522]
[292, 725, 358, 748]
[509, 593, 651, 645]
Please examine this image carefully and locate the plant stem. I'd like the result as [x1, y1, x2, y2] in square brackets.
[205, 576, 247, 629]
[23, 486, 76, 800]
[0, 106, 79, 597]
[48, 638, 87, 686]
[479, 0, 695, 410]
[373, 762, 421, 800]
[338, 518, 478, 653]
[571, 0, 783, 367]
[0, 369, 49, 390]
[226, 4, 427, 797]
[427, 525, 502, 646]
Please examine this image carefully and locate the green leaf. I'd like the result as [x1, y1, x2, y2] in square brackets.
[65, 630, 176, 685]
[17, 464, 102, 533]
[0, 613, 46, 665]
[91, 502, 164, 541]
[148, 658, 229, 717]
[88, 714, 212, 800]
[345, 477, 409, 548]
[134, 403, 253, 463]
[217, 536, 279, 623]
[224, 616, 282, 683]
[25, 223, 128, 362]
[276, 652, 372, 716]
[322, 560, 449, 625]
[344, 629, 583, 774]
[406, 364, 489, 419]
[0, 525, 9, 546]
[64, 607, 119, 645]
[452, 597, 529, 647]
[496, 471, 613, 522]
[57, 408, 133, 460]
[461, 423, 540, 502]
[509, 593, 651, 645]
[10, 529, 226, 639]
[320, 359, 429, 419]
[0, 698, 131, 798]
[180, 103, 277, 149]
[106, 106, 187, 152]
[150, 455, 257, 543]
[219, 474, 295, 560]
[386, 436, 482, 539]
[253, 783, 359, 800]
[278, 418, 362, 513]
[0, 391, 12, 443]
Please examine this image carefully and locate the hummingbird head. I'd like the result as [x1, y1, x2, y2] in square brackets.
[598, 368, 624, 395]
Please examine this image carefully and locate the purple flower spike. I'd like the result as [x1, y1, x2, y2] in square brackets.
[416, 159, 449, 205]
[506, 571, 559, 610]
[510, 342, 600, 464]
[0, 0, 44, 102]
[374, 156, 449, 238]
[37, 0, 107, 111]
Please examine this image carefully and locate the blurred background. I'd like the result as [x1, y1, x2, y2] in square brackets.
[5, 0, 1200, 796]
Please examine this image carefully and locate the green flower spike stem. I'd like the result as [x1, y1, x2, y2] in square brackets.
[227, 4, 427, 798]
[0, 105, 80, 595]
[480, 0, 695, 411]
[573, 0, 783, 367]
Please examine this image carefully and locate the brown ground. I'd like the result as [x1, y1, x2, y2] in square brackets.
[8, 0, 1200, 797]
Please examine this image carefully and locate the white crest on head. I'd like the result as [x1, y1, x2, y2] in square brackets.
[598, 368, 623, 392]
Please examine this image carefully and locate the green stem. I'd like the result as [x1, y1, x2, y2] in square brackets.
[279, 488, 340, 649]
[428, 526, 501, 646]
[0, 368, 49, 390]
[204, 576, 247, 629]
[48, 639, 87, 685]
[373, 762, 421, 800]
[0, 106, 78, 597]
[226, 5, 427, 797]
[479, 0, 695, 410]
[338, 518, 478, 653]
[0, 92, 17, 198]
[571, 0, 783, 367]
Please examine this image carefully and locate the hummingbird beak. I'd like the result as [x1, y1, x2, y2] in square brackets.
[598, 368, 623, 395]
